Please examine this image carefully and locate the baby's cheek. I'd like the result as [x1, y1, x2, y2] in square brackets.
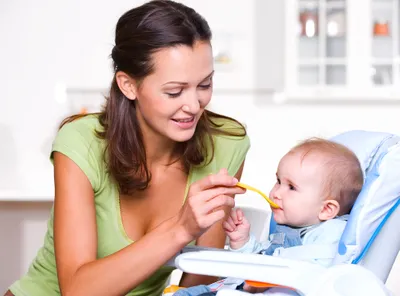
[282, 207, 297, 223]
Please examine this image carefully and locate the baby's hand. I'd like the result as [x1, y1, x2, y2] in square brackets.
[223, 208, 251, 249]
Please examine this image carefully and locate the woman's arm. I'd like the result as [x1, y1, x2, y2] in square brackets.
[54, 152, 188, 296]
[53, 152, 243, 296]
[179, 161, 246, 287]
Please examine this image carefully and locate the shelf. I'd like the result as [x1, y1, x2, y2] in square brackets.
[0, 190, 54, 202]
[298, 1, 319, 9]
[299, 1, 346, 9]
[326, 1, 347, 9]
[372, 57, 400, 64]
[0, 172, 54, 202]
[285, 86, 400, 102]
[298, 57, 347, 65]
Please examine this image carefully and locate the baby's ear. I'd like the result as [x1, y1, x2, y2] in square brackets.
[319, 199, 340, 221]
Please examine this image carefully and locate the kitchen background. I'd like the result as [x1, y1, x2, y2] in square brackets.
[1, 0, 400, 294]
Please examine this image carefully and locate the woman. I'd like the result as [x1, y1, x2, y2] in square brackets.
[6, 1, 250, 295]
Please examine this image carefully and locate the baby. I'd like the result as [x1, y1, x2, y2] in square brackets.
[173, 138, 364, 296]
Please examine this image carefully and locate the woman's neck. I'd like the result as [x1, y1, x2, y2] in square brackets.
[140, 126, 179, 167]
[146, 137, 179, 166]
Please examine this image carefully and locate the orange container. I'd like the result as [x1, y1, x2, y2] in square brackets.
[374, 21, 389, 36]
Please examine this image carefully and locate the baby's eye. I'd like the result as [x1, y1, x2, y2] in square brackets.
[276, 178, 281, 185]
[289, 184, 296, 191]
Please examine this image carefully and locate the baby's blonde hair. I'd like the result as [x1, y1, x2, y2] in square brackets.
[289, 138, 363, 215]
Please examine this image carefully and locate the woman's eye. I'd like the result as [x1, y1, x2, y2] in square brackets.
[198, 83, 212, 90]
[165, 90, 182, 98]
[276, 178, 281, 185]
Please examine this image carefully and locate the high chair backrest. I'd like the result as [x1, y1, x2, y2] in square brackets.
[266, 130, 400, 282]
[330, 130, 400, 282]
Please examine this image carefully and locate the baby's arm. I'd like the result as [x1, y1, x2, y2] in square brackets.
[223, 208, 271, 253]
[229, 233, 272, 254]
[223, 208, 251, 249]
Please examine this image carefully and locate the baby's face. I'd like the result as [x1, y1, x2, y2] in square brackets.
[269, 151, 327, 227]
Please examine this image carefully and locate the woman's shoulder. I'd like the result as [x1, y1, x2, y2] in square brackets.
[58, 114, 103, 139]
[52, 114, 107, 190]
[54, 114, 105, 150]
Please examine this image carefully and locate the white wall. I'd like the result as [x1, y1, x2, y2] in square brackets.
[1, 0, 400, 294]
[0, 0, 147, 197]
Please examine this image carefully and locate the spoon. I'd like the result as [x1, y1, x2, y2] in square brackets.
[236, 182, 280, 209]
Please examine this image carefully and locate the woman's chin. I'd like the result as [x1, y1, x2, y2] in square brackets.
[168, 130, 196, 143]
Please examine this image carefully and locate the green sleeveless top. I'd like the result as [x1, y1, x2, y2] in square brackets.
[9, 115, 250, 296]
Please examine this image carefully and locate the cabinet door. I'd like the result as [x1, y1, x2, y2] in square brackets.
[370, 0, 400, 88]
[286, 0, 349, 96]
[346, 0, 400, 99]
[285, 0, 400, 100]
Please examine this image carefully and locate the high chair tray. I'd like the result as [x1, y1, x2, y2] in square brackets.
[174, 250, 391, 296]
[164, 245, 229, 267]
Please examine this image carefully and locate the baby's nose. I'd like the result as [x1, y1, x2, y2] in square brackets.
[270, 190, 281, 201]
[273, 194, 281, 201]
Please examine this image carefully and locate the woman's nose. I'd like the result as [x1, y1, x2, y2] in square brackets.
[182, 93, 200, 114]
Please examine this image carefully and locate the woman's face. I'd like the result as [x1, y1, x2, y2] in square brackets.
[134, 41, 214, 143]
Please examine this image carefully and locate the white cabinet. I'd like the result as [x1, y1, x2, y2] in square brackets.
[283, 0, 400, 100]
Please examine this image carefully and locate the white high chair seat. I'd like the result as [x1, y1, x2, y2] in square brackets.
[172, 130, 400, 296]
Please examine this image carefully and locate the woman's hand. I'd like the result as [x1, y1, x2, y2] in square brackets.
[223, 208, 251, 249]
[176, 168, 246, 242]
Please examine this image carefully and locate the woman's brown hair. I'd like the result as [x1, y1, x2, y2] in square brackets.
[60, 0, 246, 195]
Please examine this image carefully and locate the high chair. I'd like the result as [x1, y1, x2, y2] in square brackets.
[165, 130, 400, 296]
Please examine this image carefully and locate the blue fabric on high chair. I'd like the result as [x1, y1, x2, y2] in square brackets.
[269, 130, 400, 266]
[260, 224, 303, 255]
